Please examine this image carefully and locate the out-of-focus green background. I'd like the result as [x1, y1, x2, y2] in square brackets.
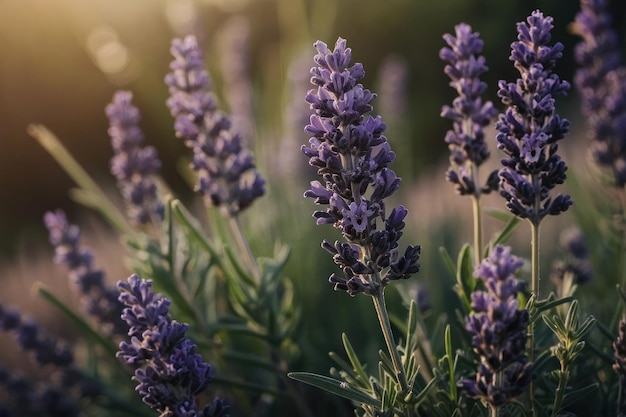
[1, 0, 608, 258]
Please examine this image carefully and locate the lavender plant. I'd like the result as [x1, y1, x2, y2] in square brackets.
[6, 4, 626, 417]
[440, 23, 498, 266]
[496, 10, 572, 300]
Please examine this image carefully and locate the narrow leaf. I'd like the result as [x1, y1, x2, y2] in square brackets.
[35, 284, 119, 358]
[288, 372, 382, 408]
[341, 333, 370, 385]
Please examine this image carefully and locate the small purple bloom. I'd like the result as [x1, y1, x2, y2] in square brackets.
[165, 35, 264, 215]
[106, 90, 164, 225]
[573, 0, 626, 187]
[440, 23, 498, 196]
[117, 274, 228, 417]
[44, 209, 126, 337]
[496, 10, 572, 224]
[302, 38, 420, 296]
[459, 245, 532, 408]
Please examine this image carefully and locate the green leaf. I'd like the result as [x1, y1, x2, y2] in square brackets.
[560, 383, 598, 409]
[28, 124, 132, 235]
[171, 199, 223, 268]
[35, 284, 119, 359]
[341, 333, 370, 385]
[487, 214, 521, 249]
[288, 372, 382, 408]
[444, 325, 457, 403]
[456, 244, 475, 308]
[439, 246, 456, 277]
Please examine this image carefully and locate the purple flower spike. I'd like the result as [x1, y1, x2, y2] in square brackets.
[302, 38, 420, 296]
[496, 10, 572, 224]
[44, 209, 126, 337]
[106, 90, 164, 225]
[117, 274, 229, 417]
[165, 35, 265, 215]
[459, 245, 532, 408]
[440, 23, 498, 195]
[573, 0, 626, 187]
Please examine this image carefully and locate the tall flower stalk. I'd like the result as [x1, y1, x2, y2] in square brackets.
[302, 37, 421, 394]
[165, 35, 265, 217]
[496, 10, 572, 301]
[440, 23, 498, 266]
[165, 34, 265, 282]
[106, 90, 164, 226]
[44, 209, 126, 337]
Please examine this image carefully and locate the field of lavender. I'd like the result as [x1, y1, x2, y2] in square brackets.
[1, 1, 625, 416]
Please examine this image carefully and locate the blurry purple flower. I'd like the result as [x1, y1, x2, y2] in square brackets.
[217, 16, 255, 142]
[377, 54, 409, 121]
[573, 0, 626, 187]
[0, 364, 80, 417]
[117, 274, 229, 417]
[106, 90, 164, 225]
[165, 35, 264, 215]
[496, 10, 572, 224]
[551, 227, 593, 289]
[459, 245, 532, 408]
[44, 209, 126, 337]
[0, 303, 73, 368]
[302, 38, 420, 296]
[440, 23, 498, 196]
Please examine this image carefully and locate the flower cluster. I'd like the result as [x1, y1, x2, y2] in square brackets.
[165, 35, 265, 215]
[496, 10, 572, 224]
[302, 37, 420, 296]
[117, 274, 228, 417]
[106, 90, 164, 225]
[459, 245, 532, 408]
[573, 0, 626, 187]
[44, 209, 126, 337]
[440, 23, 498, 196]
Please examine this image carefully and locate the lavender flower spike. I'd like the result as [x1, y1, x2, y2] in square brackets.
[459, 245, 532, 409]
[440, 23, 498, 196]
[117, 274, 229, 417]
[302, 38, 420, 296]
[573, 0, 626, 187]
[165, 35, 265, 215]
[496, 10, 572, 224]
[106, 90, 164, 225]
[44, 209, 126, 337]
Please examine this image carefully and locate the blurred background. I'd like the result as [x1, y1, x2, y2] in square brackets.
[1, 0, 610, 257]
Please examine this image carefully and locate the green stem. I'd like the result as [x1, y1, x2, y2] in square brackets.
[531, 220, 540, 300]
[372, 288, 409, 393]
[529, 220, 540, 417]
[551, 368, 569, 417]
[471, 193, 483, 267]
